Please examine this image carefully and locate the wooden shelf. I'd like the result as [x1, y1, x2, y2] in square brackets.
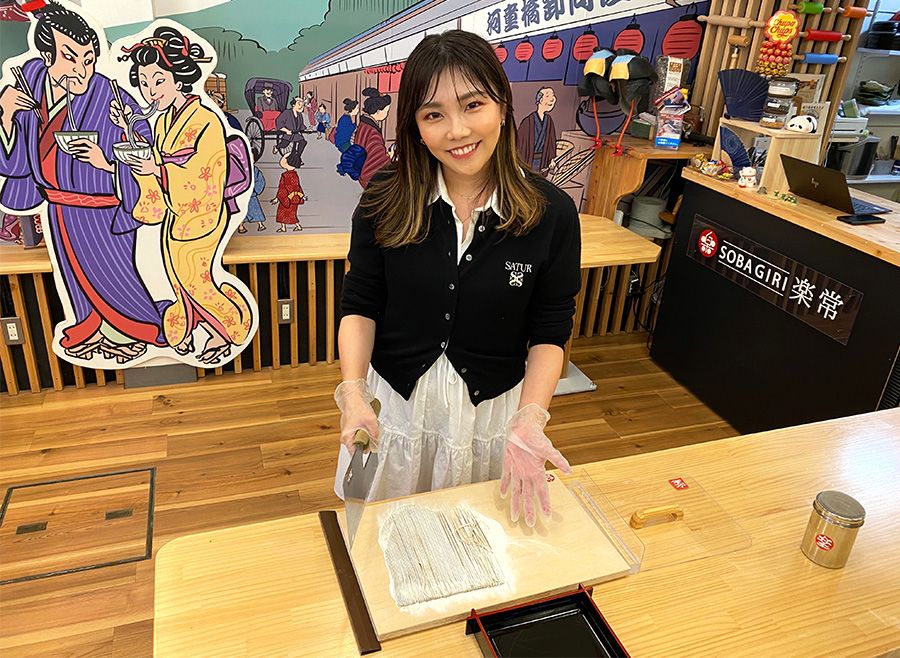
[720, 118, 822, 140]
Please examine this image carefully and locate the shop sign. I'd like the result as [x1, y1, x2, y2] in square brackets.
[687, 215, 862, 345]
[474, 0, 657, 40]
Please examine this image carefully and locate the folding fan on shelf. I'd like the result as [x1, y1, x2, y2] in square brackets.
[717, 69, 768, 121]
[719, 126, 751, 169]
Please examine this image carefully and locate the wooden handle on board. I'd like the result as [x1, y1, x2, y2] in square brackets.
[630, 505, 685, 529]
[698, 15, 764, 29]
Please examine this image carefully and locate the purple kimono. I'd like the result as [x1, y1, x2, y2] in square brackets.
[0, 59, 167, 349]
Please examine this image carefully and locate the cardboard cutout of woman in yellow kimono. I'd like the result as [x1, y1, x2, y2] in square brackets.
[114, 23, 254, 365]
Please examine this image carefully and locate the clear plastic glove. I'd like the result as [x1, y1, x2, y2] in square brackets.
[334, 378, 380, 455]
[499, 403, 572, 527]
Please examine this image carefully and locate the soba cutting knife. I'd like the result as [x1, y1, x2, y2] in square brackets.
[342, 399, 381, 549]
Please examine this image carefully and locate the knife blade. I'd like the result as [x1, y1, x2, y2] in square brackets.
[343, 398, 381, 549]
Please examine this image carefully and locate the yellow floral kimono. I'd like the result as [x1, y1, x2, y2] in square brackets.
[132, 97, 251, 351]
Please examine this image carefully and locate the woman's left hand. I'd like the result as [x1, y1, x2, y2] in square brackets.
[127, 155, 160, 177]
[500, 403, 572, 527]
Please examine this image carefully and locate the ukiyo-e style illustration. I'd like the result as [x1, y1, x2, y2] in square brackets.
[1, 0, 707, 237]
[0, 1, 258, 369]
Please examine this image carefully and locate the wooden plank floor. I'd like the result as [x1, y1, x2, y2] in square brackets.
[0, 333, 734, 656]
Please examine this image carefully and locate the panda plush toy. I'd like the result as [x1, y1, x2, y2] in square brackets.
[786, 115, 818, 133]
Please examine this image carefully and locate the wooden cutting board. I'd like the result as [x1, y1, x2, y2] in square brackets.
[350, 476, 631, 641]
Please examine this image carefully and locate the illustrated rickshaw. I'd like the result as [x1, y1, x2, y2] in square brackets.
[243, 77, 293, 161]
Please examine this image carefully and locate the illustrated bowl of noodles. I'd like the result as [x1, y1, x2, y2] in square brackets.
[112, 142, 153, 163]
[54, 131, 99, 155]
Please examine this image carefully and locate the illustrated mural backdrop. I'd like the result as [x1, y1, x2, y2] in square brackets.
[0, 0, 708, 369]
[0, 1, 258, 369]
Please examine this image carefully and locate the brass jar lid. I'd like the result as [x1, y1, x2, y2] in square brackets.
[813, 491, 866, 528]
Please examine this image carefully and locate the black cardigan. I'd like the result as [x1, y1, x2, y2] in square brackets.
[340, 174, 581, 405]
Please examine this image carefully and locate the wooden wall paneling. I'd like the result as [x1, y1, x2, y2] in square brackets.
[115, 369, 124, 385]
[307, 261, 317, 366]
[573, 269, 590, 338]
[0, 281, 18, 393]
[707, 0, 743, 132]
[610, 265, 632, 334]
[693, 0, 725, 105]
[228, 264, 242, 374]
[8, 274, 41, 393]
[651, 239, 676, 331]
[625, 264, 647, 333]
[95, 369, 106, 386]
[584, 268, 604, 338]
[597, 266, 619, 336]
[638, 252, 661, 331]
[197, 368, 206, 378]
[72, 363, 85, 389]
[214, 366, 223, 376]
[290, 262, 299, 368]
[326, 260, 335, 364]
[269, 262, 280, 370]
[249, 264, 262, 371]
[699, 0, 736, 125]
[32, 273, 62, 391]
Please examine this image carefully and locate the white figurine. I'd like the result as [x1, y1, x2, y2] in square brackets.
[738, 166, 758, 189]
[786, 115, 818, 133]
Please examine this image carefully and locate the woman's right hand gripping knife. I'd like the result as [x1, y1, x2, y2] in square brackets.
[334, 378, 380, 455]
[500, 403, 573, 527]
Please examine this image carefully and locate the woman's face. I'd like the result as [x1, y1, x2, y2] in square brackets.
[371, 104, 391, 122]
[415, 69, 503, 185]
[138, 62, 180, 110]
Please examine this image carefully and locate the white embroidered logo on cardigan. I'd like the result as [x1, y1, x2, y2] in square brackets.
[505, 261, 532, 288]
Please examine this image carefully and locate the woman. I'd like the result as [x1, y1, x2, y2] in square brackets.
[333, 98, 358, 153]
[334, 30, 580, 527]
[354, 87, 392, 188]
[239, 155, 266, 233]
[115, 26, 253, 364]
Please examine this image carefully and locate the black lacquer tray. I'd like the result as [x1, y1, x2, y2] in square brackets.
[465, 585, 629, 658]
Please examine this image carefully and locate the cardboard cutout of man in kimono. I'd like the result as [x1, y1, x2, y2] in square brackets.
[0, 1, 258, 368]
[0, 0, 167, 364]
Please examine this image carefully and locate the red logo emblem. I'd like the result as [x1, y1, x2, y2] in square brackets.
[546, 473, 556, 483]
[815, 534, 834, 551]
[698, 229, 718, 258]
[668, 477, 689, 490]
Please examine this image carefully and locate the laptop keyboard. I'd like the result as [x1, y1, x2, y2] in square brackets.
[851, 197, 887, 215]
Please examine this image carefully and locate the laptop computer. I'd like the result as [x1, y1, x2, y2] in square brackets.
[780, 154, 890, 215]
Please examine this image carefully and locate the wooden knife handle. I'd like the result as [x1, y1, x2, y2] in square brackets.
[352, 399, 381, 449]
[629, 505, 684, 529]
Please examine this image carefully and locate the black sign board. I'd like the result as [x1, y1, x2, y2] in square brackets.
[687, 215, 862, 344]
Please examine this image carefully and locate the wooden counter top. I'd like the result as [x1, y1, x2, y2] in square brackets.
[154, 408, 900, 657]
[0, 214, 655, 274]
[683, 168, 900, 268]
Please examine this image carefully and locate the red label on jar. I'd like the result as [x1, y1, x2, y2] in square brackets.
[815, 533, 834, 551]
[698, 229, 718, 258]
[668, 477, 689, 490]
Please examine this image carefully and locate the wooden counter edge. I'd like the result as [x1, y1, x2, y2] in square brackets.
[682, 168, 900, 268]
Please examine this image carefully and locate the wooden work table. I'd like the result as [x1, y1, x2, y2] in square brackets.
[154, 408, 900, 657]
[584, 136, 712, 223]
[683, 168, 900, 267]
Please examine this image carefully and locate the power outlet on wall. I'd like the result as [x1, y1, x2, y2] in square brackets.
[2, 317, 24, 345]
[277, 299, 294, 324]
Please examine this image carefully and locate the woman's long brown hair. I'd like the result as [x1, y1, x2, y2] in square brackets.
[362, 30, 546, 248]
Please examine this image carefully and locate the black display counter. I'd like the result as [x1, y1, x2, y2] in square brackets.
[651, 173, 900, 434]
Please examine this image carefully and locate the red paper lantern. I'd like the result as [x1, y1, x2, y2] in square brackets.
[515, 37, 534, 62]
[572, 27, 598, 62]
[662, 14, 704, 59]
[614, 17, 645, 53]
[542, 33, 563, 62]
[494, 43, 508, 63]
